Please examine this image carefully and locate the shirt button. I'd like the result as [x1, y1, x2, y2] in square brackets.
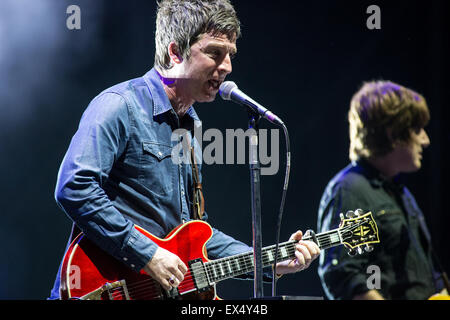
[123, 257, 128, 262]
[157, 151, 163, 157]
[131, 264, 135, 269]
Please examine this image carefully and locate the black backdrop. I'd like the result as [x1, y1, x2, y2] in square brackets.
[0, 0, 448, 299]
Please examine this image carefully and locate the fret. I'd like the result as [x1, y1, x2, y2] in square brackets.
[280, 246, 288, 259]
[318, 235, 329, 249]
[266, 249, 274, 263]
[235, 258, 241, 271]
[248, 255, 254, 268]
[204, 228, 344, 284]
[315, 236, 321, 248]
[330, 232, 340, 245]
[226, 260, 232, 274]
[313, 229, 342, 250]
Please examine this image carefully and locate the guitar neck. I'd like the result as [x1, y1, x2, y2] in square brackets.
[204, 228, 342, 284]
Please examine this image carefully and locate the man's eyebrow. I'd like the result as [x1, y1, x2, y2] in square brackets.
[206, 41, 237, 55]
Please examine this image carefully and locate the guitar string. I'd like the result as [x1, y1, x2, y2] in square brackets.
[189, 218, 372, 285]
[106, 221, 372, 299]
[109, 240, 296, 295]
[207, 218, 374, 280]
[108, 234, 326, 298]
[117, 240, 303, 299]
[103, 243, 295, 299]
[107, 243, 361, 299]
[109, 239, 301, 299]
[118, 220, 371, 298]
[100, 219, 374, 299]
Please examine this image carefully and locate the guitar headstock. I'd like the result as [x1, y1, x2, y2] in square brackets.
[338, 209, 380, 256]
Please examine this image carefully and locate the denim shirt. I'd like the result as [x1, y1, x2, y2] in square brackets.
[49, 68, 252, 299]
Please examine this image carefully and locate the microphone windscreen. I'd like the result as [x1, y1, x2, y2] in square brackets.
[219, 81, 237, 100]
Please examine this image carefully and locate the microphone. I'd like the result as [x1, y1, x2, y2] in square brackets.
[219, 81, 284, 126]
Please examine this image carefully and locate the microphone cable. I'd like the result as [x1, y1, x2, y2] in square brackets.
[271, 122, 291, 296]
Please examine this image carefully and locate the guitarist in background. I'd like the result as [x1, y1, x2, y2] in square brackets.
[49, 0, 320, 299]
[317, 80, 448, 300]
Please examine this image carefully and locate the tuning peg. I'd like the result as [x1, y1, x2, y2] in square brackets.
[345, 211, 355, 219]
[355, 209, 364, 216]
[340, 213, 345, 221]
[364, 244, 374, 253]
[347, 249, 357, 257]
[357, 247, 364, 255]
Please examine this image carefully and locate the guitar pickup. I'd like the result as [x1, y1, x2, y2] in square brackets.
[189, 259, 210, 292]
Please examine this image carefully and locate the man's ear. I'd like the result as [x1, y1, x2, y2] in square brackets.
[386, 127, 403, 148]
[168, 42, 183, 65]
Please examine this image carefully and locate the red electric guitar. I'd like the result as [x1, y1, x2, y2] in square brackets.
[60, 210, 379, 300]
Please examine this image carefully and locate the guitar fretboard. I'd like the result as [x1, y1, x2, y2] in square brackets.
[204, 228, 342, 283]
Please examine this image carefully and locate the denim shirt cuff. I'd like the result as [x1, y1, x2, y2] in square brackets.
[116, 227, 158, 272]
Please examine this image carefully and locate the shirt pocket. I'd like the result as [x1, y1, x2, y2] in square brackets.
[375, 208, 409, 254]
[140, 141, 175, 196]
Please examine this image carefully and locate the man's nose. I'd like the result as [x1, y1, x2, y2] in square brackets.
[218, 54, 232, 76]
[420, 129, 430, 147]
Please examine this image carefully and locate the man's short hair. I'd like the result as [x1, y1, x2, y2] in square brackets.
[154, 0, 241, 71]
[348, 80, 430, 161]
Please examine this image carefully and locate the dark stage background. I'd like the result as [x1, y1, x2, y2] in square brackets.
[0, 0, 448, 299]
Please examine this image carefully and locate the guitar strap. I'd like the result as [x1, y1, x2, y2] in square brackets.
[190, 141, 205, 221]
[66, 131, 205, 254]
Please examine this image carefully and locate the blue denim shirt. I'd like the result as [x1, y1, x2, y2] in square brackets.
[49, 68, 252, 299]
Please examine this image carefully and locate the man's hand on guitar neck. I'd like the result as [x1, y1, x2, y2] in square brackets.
[275, 230, 321, 275]
[143, 247, 188, 291]
[142, 230, 320, 290]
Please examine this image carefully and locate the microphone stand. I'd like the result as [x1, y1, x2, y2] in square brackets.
[247, 110, 264, 299]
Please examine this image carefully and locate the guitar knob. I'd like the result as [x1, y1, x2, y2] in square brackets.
[365, 244, 374, 252]
[345, 211, 355, 218]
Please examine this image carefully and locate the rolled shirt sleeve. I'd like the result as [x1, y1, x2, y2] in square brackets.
[318, 183, 375, 299]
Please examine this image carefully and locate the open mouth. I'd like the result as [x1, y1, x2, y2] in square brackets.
[208, 79, 221, 90]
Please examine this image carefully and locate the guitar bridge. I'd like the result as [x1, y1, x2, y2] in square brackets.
[189, 259, 210, 292]
[79, 280, 130, 300]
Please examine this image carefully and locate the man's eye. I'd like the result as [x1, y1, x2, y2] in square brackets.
[208, 50, 221, 58]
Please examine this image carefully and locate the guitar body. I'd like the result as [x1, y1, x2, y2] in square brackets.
[60, 220, 216, 300]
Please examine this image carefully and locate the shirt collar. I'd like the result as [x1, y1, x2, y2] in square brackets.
[143, 68, 200, 122]
[353, 158, 404, 192]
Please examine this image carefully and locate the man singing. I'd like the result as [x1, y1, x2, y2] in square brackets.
[49, 0, 319, 299]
